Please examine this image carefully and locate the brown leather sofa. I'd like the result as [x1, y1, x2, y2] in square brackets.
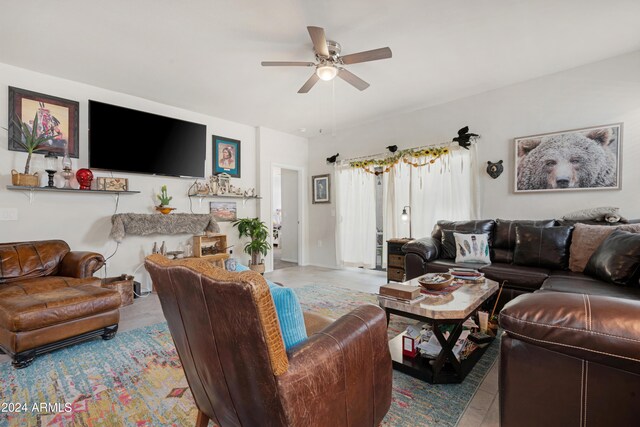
[403, 219, 640, 307]
[0, 240, 121, 368]
[145, 255, 393, 427]
[499, 292, 640, 426]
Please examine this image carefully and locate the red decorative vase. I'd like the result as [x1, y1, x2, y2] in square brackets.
[76, 168, 94, 190]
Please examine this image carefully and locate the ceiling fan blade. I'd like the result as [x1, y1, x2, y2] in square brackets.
[307, 26, 330, 58]
[337, 69, 370, 91]
[298, 73, 320, 93]
[261, 61, 315, 67]
[341, 47, 392, 65]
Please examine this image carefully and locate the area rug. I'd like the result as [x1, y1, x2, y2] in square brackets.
[0, 284, 498, 427]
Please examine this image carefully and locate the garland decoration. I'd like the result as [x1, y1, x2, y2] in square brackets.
[349, 145, 451, 175]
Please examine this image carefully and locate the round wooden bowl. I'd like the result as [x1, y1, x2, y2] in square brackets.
[156, 206, 176, 215]
[418, 273, 454, 291]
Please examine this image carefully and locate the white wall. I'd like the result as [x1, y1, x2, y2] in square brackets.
[308, 50, 640, 268]
[0, 62, 303, 289]
[280, 169, 299, 263]
[256, 126, 309, 271]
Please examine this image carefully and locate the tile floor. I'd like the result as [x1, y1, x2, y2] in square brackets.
[1, 265, 499, 426]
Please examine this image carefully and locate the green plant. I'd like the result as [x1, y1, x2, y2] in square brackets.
[5, 113, 59, 174]
[157, 185, 172, 206]
[232, 217, 271, 265]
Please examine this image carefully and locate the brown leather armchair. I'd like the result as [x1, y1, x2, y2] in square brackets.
[0, 240, 121, 368]
[145, 255, 393, 427]
[499, 292, 640, 427]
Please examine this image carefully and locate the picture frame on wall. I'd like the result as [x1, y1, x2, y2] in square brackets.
[8, 86, 80, 158]
[514, 123, 622, 193]
[213, 135, 241, 178]
[312, 174, 330, 204]
[209, 201, 237, 222]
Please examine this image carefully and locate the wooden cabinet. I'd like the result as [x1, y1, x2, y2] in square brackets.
[387, 238, 413, 283]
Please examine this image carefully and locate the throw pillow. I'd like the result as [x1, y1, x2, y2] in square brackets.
[584, 230, 640, 286]
[562, 206, 619, 221]
[569, 223, 640, 272]
[453, 232, 491, 264]
[439, 220, 496, 259]
[232, 263, 307, 349]
[270, 287, 308, 349]
[513, 225, 574, 270]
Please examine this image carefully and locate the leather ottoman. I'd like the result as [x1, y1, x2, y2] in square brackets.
[0, 276, 121, 368]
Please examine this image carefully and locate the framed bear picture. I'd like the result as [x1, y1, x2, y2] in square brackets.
[514, 123, 622, 193]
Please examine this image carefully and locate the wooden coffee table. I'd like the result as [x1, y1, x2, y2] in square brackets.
[378, 276, 498, 384]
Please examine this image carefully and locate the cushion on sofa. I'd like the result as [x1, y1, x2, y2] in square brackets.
[569, 223, 640, 273]
[439, 220, 496, 259]
[584, 230, 640, 286]
[434, 220, 496, 258]
[481, 263, 550, 292]
[232, 263, 307, 349]
[453, 232, 491, 264]
[541, 271, 640, 300]
[513, 225, 573, 270]
[562, 206, 619, 221]
[493, 219, 556, 250]
[0, 240, 71, 284]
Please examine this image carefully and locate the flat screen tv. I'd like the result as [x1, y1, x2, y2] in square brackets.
[89, 100, 206, 178]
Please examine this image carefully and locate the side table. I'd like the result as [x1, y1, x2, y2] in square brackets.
[387, 238, 412, 283]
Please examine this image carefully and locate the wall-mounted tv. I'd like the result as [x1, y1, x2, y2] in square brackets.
[89, 100, 206, 178]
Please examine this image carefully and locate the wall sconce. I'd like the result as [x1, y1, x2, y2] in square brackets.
[401, 205, 412, 239]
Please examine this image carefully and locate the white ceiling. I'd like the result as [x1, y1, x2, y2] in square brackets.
[1, 0, 640, 136]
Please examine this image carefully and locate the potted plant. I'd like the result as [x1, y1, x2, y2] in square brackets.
[156, 185, 175, 214]
[232, 217, 271, 273]
[5, 112, 59, 187]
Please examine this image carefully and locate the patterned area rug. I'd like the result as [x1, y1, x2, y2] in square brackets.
[0, 284, 498, 426]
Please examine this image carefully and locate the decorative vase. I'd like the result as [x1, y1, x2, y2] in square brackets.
[11, 170, 39, 187]
[76, 168, 94, 190]
[156, 206, 175, 215]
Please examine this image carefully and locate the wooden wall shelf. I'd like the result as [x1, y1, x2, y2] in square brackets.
[7, 186, 140, 195]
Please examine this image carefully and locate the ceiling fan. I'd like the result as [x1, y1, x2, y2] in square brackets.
[261, 26, 392, 93]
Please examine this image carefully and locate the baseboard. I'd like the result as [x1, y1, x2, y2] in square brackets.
[280, 258, 299, 263]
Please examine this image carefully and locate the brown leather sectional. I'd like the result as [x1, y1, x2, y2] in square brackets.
[0, 240, 121, 368]
[404, 219, 640, 425]
[403, 219, 640, 305]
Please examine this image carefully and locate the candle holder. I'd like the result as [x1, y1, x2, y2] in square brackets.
[44, 152, 58, 188]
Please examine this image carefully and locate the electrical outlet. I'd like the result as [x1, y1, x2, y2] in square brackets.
[0, 208, 18, 221]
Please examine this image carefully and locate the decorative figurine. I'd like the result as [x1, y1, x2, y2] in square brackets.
[486, 160, 504, 179]
[76, 168, 94, 190]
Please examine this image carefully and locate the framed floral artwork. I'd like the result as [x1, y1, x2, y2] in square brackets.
[8, 86, 80, 158]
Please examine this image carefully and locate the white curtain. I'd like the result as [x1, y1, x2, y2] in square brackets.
[335, 165, 377, 268]
[382, 163, 410, 267]
[410, 146, 479, 237]
[337, 145, 478, 267]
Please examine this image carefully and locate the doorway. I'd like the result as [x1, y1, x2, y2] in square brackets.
[272, 167, 299, 269]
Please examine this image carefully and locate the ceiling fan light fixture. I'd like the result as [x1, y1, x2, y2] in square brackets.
[316, 65, 338, 81]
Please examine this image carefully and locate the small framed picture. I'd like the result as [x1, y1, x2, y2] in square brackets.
[96, 177, 128, 191]
[209, 201, 237, 222]
[312, 174, 330, 204]
[8, 86, 80, 158]
[213, 135, 241, 178]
